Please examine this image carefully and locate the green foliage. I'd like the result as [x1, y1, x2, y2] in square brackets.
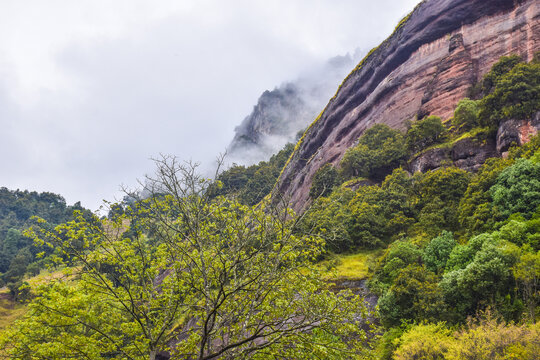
[392, 323, 453, 360]
[453, 98, 480, 130]
[423, 231, 456, 274]
[310, 163, 338, 198]
[479, 60, 540, 127]
[415, 167, 470, 236]
[491, 159, 540, 219]
[371, 325, 410, 360]
[302, 168, 417, 252]
[481, 55, 523, 94]
[340, 124, 407, 181]
[373, 240, 423, 289]
[513, 250, 540, 322]
[213, 143, 294, 205]
[406, 115, 448, 153]
[300, 187, 355, 253]
[349, 169, 417, 248]
[393, 316, 540, 360]
[441, 236, 518, 320]
[0, 188, 88, 278]
[378, 264, 446, 327]
[1, 158, 366, 359]
[458, 157, 512, 234]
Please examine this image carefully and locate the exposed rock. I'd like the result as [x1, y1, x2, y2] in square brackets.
[497, 111, 540, 156]
[328, 279, 378, 331]
[452, 137, 497, 172]
[409, 136, 499, 174]
[277, 0, 540, 213]
[409, 147, 450, 173]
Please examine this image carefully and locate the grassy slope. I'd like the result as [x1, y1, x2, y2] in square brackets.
[0, 288, 27, 332]
[316, 250, 382, 281]
[0, 268, 66, 334]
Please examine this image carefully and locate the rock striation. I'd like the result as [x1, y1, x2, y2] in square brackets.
[277, 0, 540, 213]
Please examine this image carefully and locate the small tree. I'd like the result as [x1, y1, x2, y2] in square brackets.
[491, 159, 540, 219]
[513, 251, 540, 322]
[377, 264, 446, 327]
[310, 163, 338, 198]
[452, 98, 479, 131]
[340, 124, 407, 181]
[478, 61, 540, 128]
[406, 116, 448, 153]
[422, 231, 456, 274]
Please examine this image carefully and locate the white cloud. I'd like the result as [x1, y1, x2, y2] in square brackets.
[0, 0, 420, 210]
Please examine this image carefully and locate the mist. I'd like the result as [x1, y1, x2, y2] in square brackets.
[227, 49, 365, 166]
[0, 0, 421, 210]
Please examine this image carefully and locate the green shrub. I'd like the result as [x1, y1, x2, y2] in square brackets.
[479, 61, 540, 127]
[378, 264, 446, 327]
[406, 115, 448, 153]
[309, 163, 338, 198]
[340, 124, 407, 181]
[423, 231, 456, 274]
[491, 159, 540, 219]
[453, 98, 479, 130]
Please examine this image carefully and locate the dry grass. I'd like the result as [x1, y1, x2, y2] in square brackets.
[26, 268, 68, 288]
[0, 288, 27, 332]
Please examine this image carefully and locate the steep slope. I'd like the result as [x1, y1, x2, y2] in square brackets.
[277, 0, 540, 213]
[228, 53, 362, 164]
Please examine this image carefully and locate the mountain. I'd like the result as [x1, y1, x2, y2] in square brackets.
[227, 51, 363, 165]
[276, 0, 540, 213]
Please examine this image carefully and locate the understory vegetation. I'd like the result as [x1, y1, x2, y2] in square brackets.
[0, 55, 538, 359]
[300, 54, 540, 358]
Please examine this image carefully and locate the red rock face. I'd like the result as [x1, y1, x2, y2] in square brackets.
[277, 0, 540, 214]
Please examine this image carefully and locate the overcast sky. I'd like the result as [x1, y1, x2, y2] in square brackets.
[0, 0, 419, 211]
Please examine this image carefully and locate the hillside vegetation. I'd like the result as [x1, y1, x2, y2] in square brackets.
[0, 56, 538, 359]
[299, 55, 540, 358]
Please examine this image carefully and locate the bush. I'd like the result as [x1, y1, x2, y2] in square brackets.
[481, 55, 522, 94]
[415, 167, 470, 235]
[458, 158, 512, 234]
[340, 124, 407, 181]
[406, 115, 448, 153]
[393, 314, 540, 360]
[378, 264, 446, 327]
[423, 231, 456, 274]
[453, 98, 479, 130]
[393, 323, 453, 360]
[479, 61, 540, 127]
[310, 163, 338, 198]
[491, 159, 540, 219]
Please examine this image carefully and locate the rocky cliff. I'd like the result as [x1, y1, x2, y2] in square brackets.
[277, 0, 540, 213]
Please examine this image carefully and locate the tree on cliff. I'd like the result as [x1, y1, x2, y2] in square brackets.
[0, 157, 366, 360]
[340, 124, 407, 181]
[406, 115, 448, 153]
[479, 59, 540, 127]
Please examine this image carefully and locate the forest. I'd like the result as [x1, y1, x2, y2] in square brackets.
[0, 55, 538, 359]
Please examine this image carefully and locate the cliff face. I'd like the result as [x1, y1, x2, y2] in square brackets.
[277, 0, 540, 213]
